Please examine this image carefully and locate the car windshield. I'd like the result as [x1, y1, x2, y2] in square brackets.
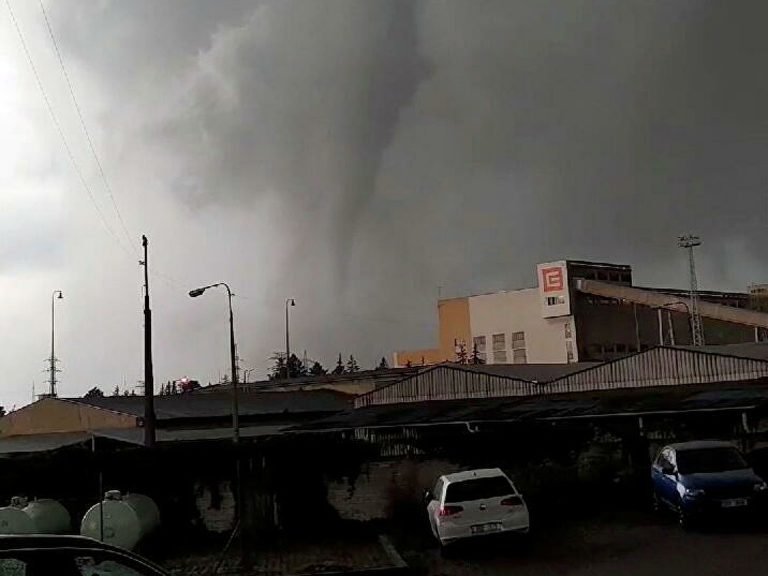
[676, 447, 749, 474]
[444, 476, 514, 503]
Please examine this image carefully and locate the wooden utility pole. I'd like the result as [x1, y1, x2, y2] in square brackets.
[141, 235, 156, 447]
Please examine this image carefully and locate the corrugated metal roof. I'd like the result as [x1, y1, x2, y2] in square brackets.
[677, 343, 768, 361]
[453, 362, 600, 381]
[66, 390, 351, 419]
[294, 380, 768, 432]
[94, 425, 286, 445]
[0, 432, 91, 455]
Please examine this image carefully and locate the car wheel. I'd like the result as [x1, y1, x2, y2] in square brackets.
[678, 508, 696, 531]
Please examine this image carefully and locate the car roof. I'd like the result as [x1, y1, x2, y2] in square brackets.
[442, 468, 506, 483]
[666, 440, 738, 452]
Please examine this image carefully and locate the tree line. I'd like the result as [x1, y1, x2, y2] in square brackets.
[268, 353, 390, 380]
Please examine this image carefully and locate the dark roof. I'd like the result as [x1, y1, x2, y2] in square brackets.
[0, 432, 91, 455]
[448, 362, 601, 382]
[676, 343, 768, 362]
[199, 367, 421, 393]
[94, 424, 286, 445]
[292, 380, 768, 432]
[65, 390, 351, 420]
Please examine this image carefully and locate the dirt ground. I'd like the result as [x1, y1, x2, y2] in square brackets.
[395, 507, 768, 576]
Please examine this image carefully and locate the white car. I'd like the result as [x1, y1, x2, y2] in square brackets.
[425, 468, 530, 547]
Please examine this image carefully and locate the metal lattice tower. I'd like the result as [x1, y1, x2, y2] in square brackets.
[678, 234, 705, 346]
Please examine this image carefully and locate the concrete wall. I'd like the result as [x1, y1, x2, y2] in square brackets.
[468, 289, 573, 363]
[0, 398, 137, 436]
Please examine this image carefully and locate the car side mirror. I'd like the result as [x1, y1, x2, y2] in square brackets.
[423, 489, 435, 504]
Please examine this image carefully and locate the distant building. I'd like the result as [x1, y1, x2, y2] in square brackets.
[394, 260, 768, 366]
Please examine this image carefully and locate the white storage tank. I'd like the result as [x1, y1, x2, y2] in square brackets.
[0, 497, 34, 535]
[80, 491, 160, 550]
[24, 498, 71, 534]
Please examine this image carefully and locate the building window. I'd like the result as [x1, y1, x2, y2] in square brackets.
[546, 295, 566, 306]
[564, 322, 572, 339]
[492, 333, 506, 351]
[494, 350, 508, 363]
[473, 336, 487, 363]
[511, 331, 526, 350]
[512, 349, 527, 364]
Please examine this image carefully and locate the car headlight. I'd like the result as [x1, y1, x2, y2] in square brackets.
[754, 482, 768, 492]
[684, 488, 706, 498]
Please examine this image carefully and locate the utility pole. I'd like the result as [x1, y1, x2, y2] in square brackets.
[678, 234, 705, 346]
[140, 236, 156, 447]
[47, 290, 63, 398]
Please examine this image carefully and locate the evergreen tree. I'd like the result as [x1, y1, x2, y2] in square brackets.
[376, 357, 389, 370]
[331, 354, 345, 375]
[310, 361, 327, 376]
[112, 385, 120, 397]
[269, 353, 287, 380]
[346, 355, 360, 374]
[0, 406, 6, 418]
[287, 353, 308, 378]
[470, 342, 485, 365]
[84, 387, 104, 399]
[455, 341, 468, 364]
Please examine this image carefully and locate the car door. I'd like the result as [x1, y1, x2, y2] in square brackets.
[426, 478, 443, 536]
[657, 448, 680, 507]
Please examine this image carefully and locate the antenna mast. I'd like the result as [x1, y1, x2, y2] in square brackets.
[678, 234, 705, 346]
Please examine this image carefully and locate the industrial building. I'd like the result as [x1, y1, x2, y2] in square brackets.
[394, 260, 768, 366]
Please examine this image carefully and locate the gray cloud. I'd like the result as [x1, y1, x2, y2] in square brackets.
[6, 0, 768, 405]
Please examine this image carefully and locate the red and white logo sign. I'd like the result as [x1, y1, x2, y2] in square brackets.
[541, 267, 564, 293]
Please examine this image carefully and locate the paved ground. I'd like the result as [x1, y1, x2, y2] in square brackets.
[396, 508, 768, 576]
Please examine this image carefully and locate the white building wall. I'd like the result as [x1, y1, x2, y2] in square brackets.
[468, 289, 576, 364]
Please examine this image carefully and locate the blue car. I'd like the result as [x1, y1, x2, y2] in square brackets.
[651, 440, 767, 528]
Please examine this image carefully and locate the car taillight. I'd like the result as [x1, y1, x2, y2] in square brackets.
[438, 505, 464, 517]
[501, 496, 523, 506]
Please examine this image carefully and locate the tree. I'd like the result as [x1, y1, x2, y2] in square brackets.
[287, 353, 308, 378]
[331, 354, 345, 375]
[309, 361, 327, 376]
[470, 342, 485, 365]
[405, 360, 413, 368]
[0, 406, 6, 418]
[346, 355, 360, 374]
[84, 387, 104, 399]
[269, 353, 287, 380]
[376, 357, 389, 370]
[112, 385, 120, 397]
[455, 341, 468, 364]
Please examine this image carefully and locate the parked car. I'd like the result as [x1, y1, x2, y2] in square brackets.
[651, 440, 767, 528]
[0, 534, 169, 575]
[424, 468, 530, 547]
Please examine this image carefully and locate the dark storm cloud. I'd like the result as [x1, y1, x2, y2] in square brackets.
[44, 0, 768, 373]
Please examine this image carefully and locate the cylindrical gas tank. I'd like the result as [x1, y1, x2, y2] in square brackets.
[24, 499, 71, 534]
[80, 491, 160, 550]
[0, 497, 34, 534]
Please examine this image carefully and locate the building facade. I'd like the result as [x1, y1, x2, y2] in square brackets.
[394, 260, 768, 366]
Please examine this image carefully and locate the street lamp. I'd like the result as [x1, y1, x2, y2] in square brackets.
[49, 290, 63, 397]
[189, 283, 239, 443]
[285, 298, 296, 378]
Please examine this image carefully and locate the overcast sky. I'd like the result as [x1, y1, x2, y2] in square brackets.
[2, 0, 768, 407]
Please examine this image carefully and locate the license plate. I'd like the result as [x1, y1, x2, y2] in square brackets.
[471, 522, 501, 534]
[721, 498, 748, 508]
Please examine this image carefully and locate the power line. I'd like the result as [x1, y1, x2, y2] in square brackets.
[4, 0, 135, 259]
[38, 0, 139, 256]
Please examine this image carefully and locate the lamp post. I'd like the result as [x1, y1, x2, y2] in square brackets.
[189, 283, 239, 443]
[285, 298, 295, 378]
[49, 290, 63, 397]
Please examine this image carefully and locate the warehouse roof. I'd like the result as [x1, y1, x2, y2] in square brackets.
[94, 424, 286, 445]
[65, 390, 352, 420]
[294, 379, 768, 432]
[0, 432, 91, 456]
[676, 343, 768, 362]
[453, 362, 600, 382]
